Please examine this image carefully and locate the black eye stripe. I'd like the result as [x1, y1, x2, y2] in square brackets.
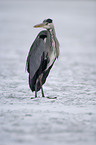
[46, 19, 52, 23]
[43, 18, 53, 23]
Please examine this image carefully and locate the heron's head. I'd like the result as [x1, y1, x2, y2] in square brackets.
[34, 19, 54, 29]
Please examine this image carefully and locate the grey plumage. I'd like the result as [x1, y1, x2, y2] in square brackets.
[26, 19, 59, 97]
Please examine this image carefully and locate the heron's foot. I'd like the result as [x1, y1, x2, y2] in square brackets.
[42, 94, 45, 97]
[30, 94, 37, 99]
[46, 96, 57, 99]
[31, 97, 35, 99]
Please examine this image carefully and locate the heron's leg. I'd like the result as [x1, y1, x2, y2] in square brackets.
[35, 81, 38, 98]
[35, 90, 37, 98]
[39, 75, 45, 97]
[41, 86, 45, 97]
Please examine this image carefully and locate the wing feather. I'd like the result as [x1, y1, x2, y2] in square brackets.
[26, 31, 47, 79]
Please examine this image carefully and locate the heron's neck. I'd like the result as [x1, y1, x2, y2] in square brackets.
[48, 27, 59, 58]
[48, 27, 56, 38]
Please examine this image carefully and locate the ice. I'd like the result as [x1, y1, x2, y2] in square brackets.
[0, 0, 96, 145]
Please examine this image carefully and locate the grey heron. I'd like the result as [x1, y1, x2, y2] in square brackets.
[26, 18, 59, 98]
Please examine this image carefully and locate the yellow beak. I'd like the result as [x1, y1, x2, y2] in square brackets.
[34, 22, 46, 28]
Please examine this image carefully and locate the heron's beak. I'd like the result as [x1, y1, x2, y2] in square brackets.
[34, 22, 46, 28]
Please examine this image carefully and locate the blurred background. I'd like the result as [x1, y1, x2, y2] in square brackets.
[0, 0, 96, 145]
